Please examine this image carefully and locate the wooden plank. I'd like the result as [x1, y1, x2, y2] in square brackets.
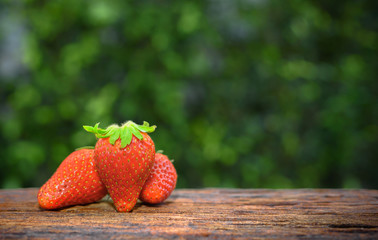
[0, 188, 377, 239]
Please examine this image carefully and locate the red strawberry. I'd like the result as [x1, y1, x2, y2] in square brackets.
[38, 148, 107, 210]
[84, 121, 156, 212]
[139, 152, 177, 204]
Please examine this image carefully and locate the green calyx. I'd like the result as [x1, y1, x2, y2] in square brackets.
[83, 121, 156, 148]
[75, 146, 95, 151]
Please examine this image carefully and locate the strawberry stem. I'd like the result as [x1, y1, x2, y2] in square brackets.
[75, 146, 95, 150]
[83, 121, 156, 148]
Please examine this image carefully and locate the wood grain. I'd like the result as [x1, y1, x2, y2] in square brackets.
[0, 188, 377, 239]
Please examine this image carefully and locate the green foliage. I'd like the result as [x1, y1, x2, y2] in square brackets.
[0, 0, 377, 189]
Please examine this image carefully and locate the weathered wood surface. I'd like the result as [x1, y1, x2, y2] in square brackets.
[0, 188, 377, 239]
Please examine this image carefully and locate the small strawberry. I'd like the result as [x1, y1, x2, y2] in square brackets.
[139, 152, 177, 204]
[84, 121, 156, 212]
[38, 148, 107, 210]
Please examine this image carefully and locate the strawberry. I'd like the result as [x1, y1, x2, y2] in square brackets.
[84, 121, 156, 212]
[139, 152, 177, 204]
[38, 148, 107, 210]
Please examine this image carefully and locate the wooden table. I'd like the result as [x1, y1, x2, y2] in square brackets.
[0, 188, 377, 239]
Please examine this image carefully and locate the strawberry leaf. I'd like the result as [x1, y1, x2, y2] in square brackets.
[136, 121, 157, 133]
[75, 146, 95, 150]
[109, 129, 120, 145]
[83, 125, 94, 132]
[120, 128, 132, 148]
[83, 120, 156, 148]
[130, 126, 143, 140]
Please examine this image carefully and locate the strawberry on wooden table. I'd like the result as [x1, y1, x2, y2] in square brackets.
[38, 148, 107, 210]
[139, 152, 177, 204]
[84, 121, 156, 212]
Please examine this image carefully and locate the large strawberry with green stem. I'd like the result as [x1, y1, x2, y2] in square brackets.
[84, 121, 156, 212]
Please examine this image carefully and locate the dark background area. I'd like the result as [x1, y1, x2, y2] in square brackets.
[0, 0, 377, 189]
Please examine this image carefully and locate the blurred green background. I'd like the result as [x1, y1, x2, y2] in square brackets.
[0, 0, 377, 189]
